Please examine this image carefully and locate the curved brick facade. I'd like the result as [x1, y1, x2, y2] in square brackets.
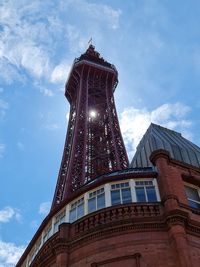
[17, 150, 200, 267]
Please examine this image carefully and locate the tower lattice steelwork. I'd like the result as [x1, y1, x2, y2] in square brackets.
[52, 45, 129, 208]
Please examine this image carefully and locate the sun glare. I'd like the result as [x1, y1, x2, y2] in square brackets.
[89, 110, 97, 118]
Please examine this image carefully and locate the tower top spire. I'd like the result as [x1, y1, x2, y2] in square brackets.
[77, 44, 115, 71]
[85, 44, 100, 58]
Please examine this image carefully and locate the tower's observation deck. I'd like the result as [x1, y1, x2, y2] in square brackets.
[52, 45, 129, 208]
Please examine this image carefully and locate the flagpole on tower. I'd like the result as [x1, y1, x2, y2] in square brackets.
[88, 37, 93, 47]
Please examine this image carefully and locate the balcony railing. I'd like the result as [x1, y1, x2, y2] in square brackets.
[74, 203, 162, 235]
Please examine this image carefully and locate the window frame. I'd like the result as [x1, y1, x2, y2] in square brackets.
[69, 196, 85, 223]
[53, 209, 66, 233]
[110, 181, 132, 205]
[43, 223, 52, 244]
[132, 178, 160, 203]
[87, 186, 106, 213]
[184, 182, 200, 209]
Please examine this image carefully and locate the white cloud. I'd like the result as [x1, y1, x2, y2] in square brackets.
[51, 62, 71, 84]
[65, 24, 89, 53]
[16, 142, 24, 151]
[0, 98, 8, 120]
[39, 201, 51, 216]
[0, 99, 9, 110]
[0, 0, 61, 87]
[120, 103, 191, 159]
[45, 123, 59, 130]
[68, 0, 122, 29]
[19, 44, 50, 78]
[0, 144, 5, 158]
[151, 103, 190, 121]
[33, 82, 54, 97]
[0, 1, 51, 81]
[39, 88, 54, 97]
[0, 240, 25, 267]
[0, 0, 121, 89]
[30, 201, 51, 230]
[0, 99, 9, 120]
[66, 111, 70, 121]
[0, 207, 21, 223]
[30, 220, 39, 229]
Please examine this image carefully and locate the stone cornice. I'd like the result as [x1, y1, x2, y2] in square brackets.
[150, 149, 200, 176]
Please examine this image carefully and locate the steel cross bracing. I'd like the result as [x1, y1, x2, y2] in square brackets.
[52, 46, 129, 208]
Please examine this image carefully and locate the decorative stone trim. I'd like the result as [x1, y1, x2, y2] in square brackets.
[162, 194, 179, 204]
[150, 149, 171, 166]
[27, 202, 200, 266]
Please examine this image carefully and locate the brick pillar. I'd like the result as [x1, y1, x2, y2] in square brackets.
[56, 252, 69, 267]
[150, 149, 187, 211]
[168, 223, 191, 267]
[150, 150, 192, 267]
[56, 223, 70, 267]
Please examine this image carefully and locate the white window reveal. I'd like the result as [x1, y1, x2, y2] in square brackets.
[185, 185, 200, 209]
[88, 187, 105, 213]
[34, 238, 42, 256]
[69, 197, 84, 223]
[53, 210, 66, 233]
[135, 180, 157, 202]
[28, 238, 42, 266]
[111, 182, 132, 205]
[28, 249, 35, 266]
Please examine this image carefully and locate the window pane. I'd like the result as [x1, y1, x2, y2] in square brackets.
[69, 209, 76, 223]
[111, 190, 121, 205]
[97, 193, 105, 209]
[136, 187, 146, 202]
[88, 197, 96, 213]
[54, 221, 59, 233]
[77, 203, 84, 218]
[188, 200, 200, 209]
[121, 188, 132, 204]
[146, 186, 157, 202]
[185, 186, 200, 202]
[60, 214, 65, 224]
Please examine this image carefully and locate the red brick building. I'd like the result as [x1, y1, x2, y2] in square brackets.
[17, 47, 200, 267]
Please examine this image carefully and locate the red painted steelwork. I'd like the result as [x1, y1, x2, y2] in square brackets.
[52, 46, 129, 208]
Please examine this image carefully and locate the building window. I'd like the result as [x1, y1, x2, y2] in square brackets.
[185, 185, 200, 209]
[69, 197, 84, 223]
[111, 182, 132, 205]
[53, 210, 66, 233]
[43, 225, 52, 243]
[135, 180, 157, 202]
[88, 187, 105, 213]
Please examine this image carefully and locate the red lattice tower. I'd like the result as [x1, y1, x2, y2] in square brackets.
[52, 45, 129, 208]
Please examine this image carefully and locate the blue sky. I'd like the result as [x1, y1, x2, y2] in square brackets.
[0, 0, 200, 265]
